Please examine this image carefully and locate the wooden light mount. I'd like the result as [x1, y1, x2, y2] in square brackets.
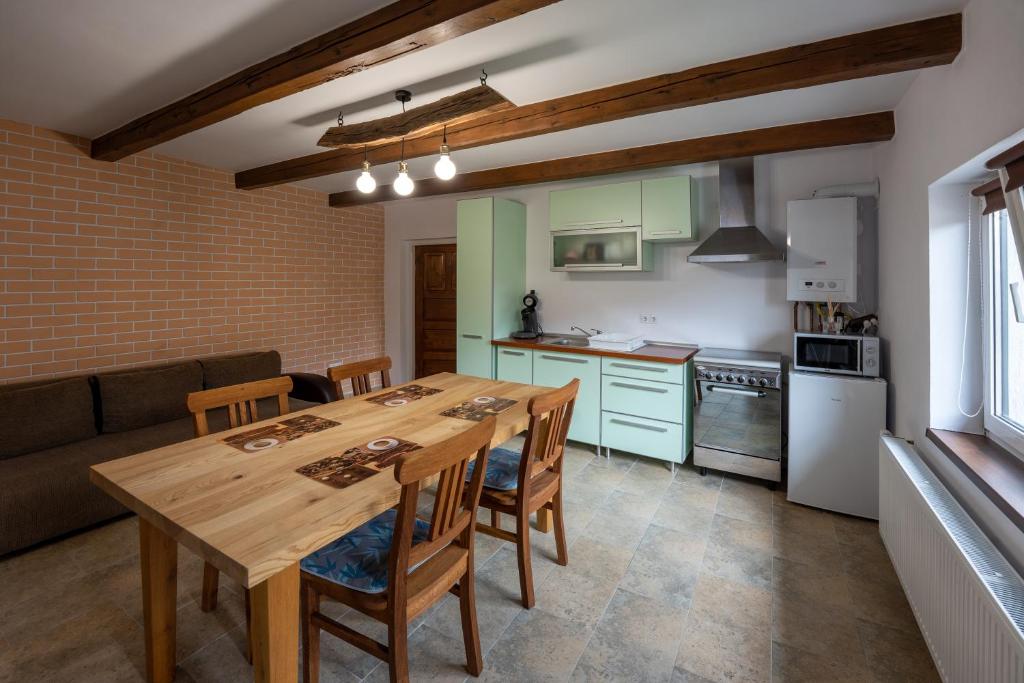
[318, 82, 513, 149]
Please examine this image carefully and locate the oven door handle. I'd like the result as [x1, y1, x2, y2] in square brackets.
[705, 385, 767, 398]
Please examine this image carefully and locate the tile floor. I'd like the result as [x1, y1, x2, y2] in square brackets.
[0, 440, 940, 682]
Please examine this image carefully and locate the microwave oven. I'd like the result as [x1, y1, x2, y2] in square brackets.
[792, 332, 880, 377]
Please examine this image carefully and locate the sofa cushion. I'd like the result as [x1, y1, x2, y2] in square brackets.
[95, 361, 203, 433]
[0, 377, 98, 460]
[200, 351, 282, 390]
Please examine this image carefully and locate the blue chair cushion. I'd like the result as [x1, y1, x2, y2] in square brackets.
[466, 446, 522, 491]
[300, 509, 431, 594]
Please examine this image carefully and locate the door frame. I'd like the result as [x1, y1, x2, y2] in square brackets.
[413, 242, 457, 379]
[398, 237, 455, 382]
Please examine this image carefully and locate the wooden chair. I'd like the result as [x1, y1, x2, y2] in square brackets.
[300, 416, 496, 683]
[185, 375, 294, 662]
[327, 356, 392, 399]
[472, 380, 577, 608]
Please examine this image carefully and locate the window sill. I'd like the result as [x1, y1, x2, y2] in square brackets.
[926, 428, 1024, 533]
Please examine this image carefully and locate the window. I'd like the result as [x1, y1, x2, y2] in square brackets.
[985, 207, 1024, 454]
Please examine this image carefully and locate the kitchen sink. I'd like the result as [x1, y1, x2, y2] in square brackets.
[541, 337, 590, 348]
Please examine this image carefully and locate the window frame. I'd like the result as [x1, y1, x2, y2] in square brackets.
[983, 197, 1024, 458]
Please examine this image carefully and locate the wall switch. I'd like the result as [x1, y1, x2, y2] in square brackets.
[640, 314, 656, 324]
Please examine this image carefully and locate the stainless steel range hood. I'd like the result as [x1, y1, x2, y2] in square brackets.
[687, 158, 783, 263]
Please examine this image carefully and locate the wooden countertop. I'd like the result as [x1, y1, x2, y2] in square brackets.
[492, 336, 699, 364]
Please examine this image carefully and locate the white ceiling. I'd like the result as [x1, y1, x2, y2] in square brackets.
[0, 0, 965, 194]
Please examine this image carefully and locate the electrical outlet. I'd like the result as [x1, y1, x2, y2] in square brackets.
[640, 314, 656, 324]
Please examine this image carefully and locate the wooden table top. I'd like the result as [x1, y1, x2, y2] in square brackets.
[90, 373, 546, 589]
[492, 336, 699, 364]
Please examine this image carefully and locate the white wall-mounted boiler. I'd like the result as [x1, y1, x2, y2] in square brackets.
[786, 196, 877, 311]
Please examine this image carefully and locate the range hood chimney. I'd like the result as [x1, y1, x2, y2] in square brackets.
[687, 158, 783, 263]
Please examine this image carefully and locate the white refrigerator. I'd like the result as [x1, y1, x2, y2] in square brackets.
[787, 370, 887, 519]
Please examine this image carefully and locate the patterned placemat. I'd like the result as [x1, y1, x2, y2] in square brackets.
[366, 384, 443, 407]
[440, 395, 518, 422]
[222, 415, 340, 453]
[296, 437, 422, 489]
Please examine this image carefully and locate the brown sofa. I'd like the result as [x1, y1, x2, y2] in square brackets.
[0, 350, 334, 556]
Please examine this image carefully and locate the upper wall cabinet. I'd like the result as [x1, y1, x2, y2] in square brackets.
[642, 176, 695, 242]
[549, 180, 641, 231]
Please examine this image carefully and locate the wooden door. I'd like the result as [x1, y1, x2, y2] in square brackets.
[415, 243, 457, 378]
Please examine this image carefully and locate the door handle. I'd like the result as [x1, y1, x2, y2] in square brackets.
[539, 354, 588, 364]
[610, 381, 668, 394]
[501, 350, 526, 356]
[609, 362, 666, 373]
[706, 385, 766, 398]
[649, 230, 682, 235]
[564, 263, 625, 268]
[461, 334, 483, 340]
[610, 418, 667, 433]
[562, 219, 624, 227]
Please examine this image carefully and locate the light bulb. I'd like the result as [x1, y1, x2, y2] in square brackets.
[393, 161, 414, 196]
[355, 160, 376, 193]
[434, 144, 456, 180]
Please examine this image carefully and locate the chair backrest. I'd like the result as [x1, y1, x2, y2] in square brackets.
[388, 416, 496, 585]
[186, 376, 293, 437]
[517, 379, 579, 490]
[327, 357, 392, 399]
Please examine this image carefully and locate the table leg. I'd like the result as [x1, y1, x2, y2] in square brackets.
[536, 508, 552, 533]
[139, 518, 177, 683]
[250, 562, 299, 683]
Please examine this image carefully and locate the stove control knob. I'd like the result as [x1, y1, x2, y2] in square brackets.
[726, 374, 735, 382]
[715, 373, 724, 381]
[759, 378, 770, 387]
[747, 377, 756, 385]
[737, 375, 747, 384]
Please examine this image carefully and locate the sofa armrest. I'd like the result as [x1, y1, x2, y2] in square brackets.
[286, 372, 335, 404]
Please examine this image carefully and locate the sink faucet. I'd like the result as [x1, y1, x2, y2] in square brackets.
[570, 325, 603, 338]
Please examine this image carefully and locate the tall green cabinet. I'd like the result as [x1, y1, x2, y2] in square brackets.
[456, 197, 526, 379]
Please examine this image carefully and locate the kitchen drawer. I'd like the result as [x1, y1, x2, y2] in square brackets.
[601, 375, 684, 424]
[533, 350, 600, 445]
[496, 347, 532, 384]
[601, 357, 683, 384]
[601, 411, 684, 463]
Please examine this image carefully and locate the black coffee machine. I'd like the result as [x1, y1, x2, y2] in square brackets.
[511, 290, 542, 339]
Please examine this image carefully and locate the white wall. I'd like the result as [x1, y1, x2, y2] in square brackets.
[384, 145, 877, 382]
[875, 0, 1024, 441]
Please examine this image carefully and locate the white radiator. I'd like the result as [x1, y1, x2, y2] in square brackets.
[880, 435, 1024, 683]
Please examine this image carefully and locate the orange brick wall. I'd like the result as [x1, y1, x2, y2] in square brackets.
[0, 118, 385, 384]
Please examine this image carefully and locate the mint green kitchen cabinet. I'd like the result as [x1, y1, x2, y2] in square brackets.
[495, 347, 533, 384]
[532, 350, 600, 445]
[456, 197, 526, 379]
[642, 176, 695, 242]
[601, 412, 685, 463]
[549, 180, 641, 231]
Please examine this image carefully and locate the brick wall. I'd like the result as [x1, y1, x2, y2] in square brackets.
[0, 118, 385, 384]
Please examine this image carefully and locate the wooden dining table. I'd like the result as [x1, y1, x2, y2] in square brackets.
[90, 372, 550, 683]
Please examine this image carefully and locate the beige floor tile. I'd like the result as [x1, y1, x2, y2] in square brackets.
[673, 464, 724, 490]
[772, 556, 852, 609]
[772, 523, 844, 569]
[580, 508, 651, 551]
[717, 478, 773, 527]
[771, 502, 836, 539]
[534, 565, 618, 628]
[771, 641, 871, 683]
[674, 615, 770, 683]
[661, 480, 722, 512]
[363, 625, 474, 683]
[482, 609, 591, 682]
[688, 573, 771, 637]
[566, 534, 636, 583]
[572, 588, 686, 682]
[616, 457, 676, 498]
[847, 574, 921, 634]
[601, 489, 663, 523]
[651, 498, 717, 538]
[857, 618, 941, 683]
[619, 525, 706, 608]
[771, 592, 863, 662]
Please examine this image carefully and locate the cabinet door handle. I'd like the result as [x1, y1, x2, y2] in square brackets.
[539, 354, 588, 364]
[562, 219, 624, 227]
[564, 263, 625, 269]
[649, 230, 682, 235]
[609, 362, 666, 373]
[610, 381, 667, 394]
[461, 334, 483, 340]
[610, 418, 667, 433]
[501, 350, 526, 356]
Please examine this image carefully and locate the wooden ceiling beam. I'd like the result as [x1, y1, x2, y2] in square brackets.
[89, 0, 560, 161]
[327, 112, 896, 207]
[239, 13, 960, 190]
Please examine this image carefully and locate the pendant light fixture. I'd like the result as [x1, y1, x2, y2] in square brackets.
[355, 144, 376, 194]
[434, 124, 456, 181]
[392, 90, 415, 197]
[393, 137, 414, 196]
